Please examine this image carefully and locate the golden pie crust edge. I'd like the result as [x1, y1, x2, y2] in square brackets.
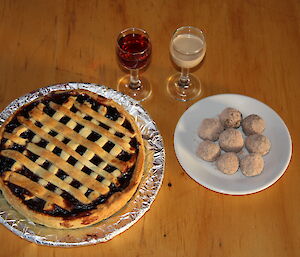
[0, 89, 145, 229]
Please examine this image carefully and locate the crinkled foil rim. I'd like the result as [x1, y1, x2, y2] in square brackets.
[0, 82, 165, 247]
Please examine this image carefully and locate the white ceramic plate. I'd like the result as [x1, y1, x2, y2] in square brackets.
[174, 94, 292, 195]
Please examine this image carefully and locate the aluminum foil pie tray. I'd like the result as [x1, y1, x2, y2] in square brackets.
[0, 82, 165, 246]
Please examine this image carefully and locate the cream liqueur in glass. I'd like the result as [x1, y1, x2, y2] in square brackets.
[170, 33, 206, 69]
[168, 26, 206, 101]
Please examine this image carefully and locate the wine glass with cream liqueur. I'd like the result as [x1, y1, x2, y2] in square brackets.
[167, 26, 206, 101]
[116, 28, 152, 101]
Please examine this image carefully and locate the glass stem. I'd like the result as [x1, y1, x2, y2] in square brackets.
[178, 67, 191, 89]
[129, 69, 141, 90]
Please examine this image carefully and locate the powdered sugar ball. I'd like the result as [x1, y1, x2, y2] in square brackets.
[196, 140, 221, 162]
[198, 118, 224, 141]
[216, 152, 239, 174]
[219, 107, 242, 128]
[242, 114, 265, 135]
[245, 134, 271, 156]
[219, 128, 244, 152]
[240, 153, 264, 176]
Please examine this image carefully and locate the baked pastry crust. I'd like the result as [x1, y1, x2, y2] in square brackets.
[0, 89, 144, 229]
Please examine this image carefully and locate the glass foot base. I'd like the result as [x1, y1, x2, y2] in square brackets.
[167, 73, 202, 101]
[117, 75, 151, 102]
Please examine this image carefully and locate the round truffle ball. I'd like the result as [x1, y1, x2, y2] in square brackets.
[196, 140, 221, 162]
[216, 152, 239, 175]
[240, 153, 264, 176]
[219, 107, 242, 128]
[198, 118, 224, 141]
[245, 134, 271, 156]
[219, 128, 244, 152]
[242, 114, 265, 135]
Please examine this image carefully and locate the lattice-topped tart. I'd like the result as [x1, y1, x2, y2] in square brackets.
[0, 89, 144, 229]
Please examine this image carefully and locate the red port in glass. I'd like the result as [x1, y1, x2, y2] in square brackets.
[117, 32, 151, 70]
[116, 28, 152, 102]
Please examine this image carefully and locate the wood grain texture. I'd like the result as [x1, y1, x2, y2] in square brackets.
[0, 0, 299, 256]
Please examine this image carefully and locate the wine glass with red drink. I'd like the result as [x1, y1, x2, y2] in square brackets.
[116, 28, 152, 101]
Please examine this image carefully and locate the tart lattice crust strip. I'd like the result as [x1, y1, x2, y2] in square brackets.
[1, 93, 139, 213]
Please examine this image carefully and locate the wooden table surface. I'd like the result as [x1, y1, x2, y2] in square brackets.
[0, 0, 299, 256]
